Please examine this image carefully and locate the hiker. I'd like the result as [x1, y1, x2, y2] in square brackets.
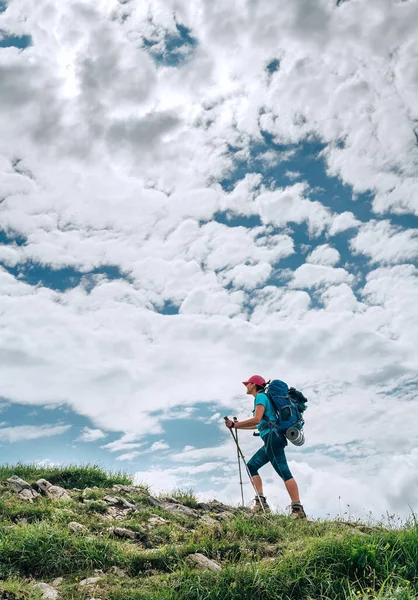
[225, 375, 307, 519]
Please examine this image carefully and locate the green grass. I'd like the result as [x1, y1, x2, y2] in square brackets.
[169, 489, 200, 509]
[0, 463, 132, 489]
[0, 464, 417, 600]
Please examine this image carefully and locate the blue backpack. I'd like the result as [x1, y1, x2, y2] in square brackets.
[266, 379, 308, 433]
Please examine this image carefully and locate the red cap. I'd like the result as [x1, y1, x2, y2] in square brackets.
[242, 375, 266, 387]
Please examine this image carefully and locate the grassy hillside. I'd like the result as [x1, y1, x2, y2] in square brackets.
[0, 464, 417, 600]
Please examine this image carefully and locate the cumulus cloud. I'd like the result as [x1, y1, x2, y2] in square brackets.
[351, 220, 418, 264]
[307, 244, 340, 267]
[0, 0, 417, 520]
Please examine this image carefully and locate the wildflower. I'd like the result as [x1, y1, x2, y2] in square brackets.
[357, 592, 361, 595]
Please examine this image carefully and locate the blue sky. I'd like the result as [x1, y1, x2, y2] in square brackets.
[1, 0, 418, 520]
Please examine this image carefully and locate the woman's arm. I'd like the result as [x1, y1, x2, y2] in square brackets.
[234, 404, 265, 430]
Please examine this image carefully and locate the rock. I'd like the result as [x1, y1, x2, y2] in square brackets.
[112, 484, 147, 494]
[32, 582, 59, 599]
[18, 488, 40, 502]
[68, 522, 87, 533]
[147, 496, 165, 508]
[6, 476, 40, 502]
[186, 553, 221, 572]
[51, 578, 64, 587]
[79, 577, 102, 586]
[162, 503, 199, 517]
[6, 475, 32, 493]
[108, 566, 129, 578]
[18, 517, 29, 525]
[103, 495, 135, 508]
[147, 516, 168, 526]
[36, 479, 72, 502]
[213, 511, 234, 520]
[112, 527, 141, 540]
[199, 500, 231, 513]
[159, 496, 181, 505]
[200, 515, 218, 526]
[103, 496, 120, 505]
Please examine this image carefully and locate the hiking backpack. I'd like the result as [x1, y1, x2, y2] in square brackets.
[265, 379, 308, 433]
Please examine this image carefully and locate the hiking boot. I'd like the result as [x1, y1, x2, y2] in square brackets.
[252, 495, 270, 513]
[289, 502, 307, 520]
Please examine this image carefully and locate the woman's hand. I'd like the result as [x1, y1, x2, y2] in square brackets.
[224, 418, 235, 429]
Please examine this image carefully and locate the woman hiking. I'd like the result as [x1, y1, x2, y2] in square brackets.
[225, 375, 307, 519]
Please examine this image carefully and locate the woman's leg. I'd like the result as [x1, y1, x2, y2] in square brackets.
[247, 446, 269, 501]
[284, 478, 300, 503]
[264, 432, 307, 518]
[252, 475, 264, 495]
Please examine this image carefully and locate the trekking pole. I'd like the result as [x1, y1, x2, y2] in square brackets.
[224, 416, 268, 515]
[233, 417, 245, 507]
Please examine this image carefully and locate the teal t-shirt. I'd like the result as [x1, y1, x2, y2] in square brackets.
[253, 392, 277, 439]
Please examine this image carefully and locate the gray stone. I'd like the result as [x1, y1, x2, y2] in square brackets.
[68, 521, 87, 533]
[18, 488, 40, 502]
[187, 553, 221, 572]
[200, 515, 218, 526]
[108, 566, 129, 578]
[147, 495, 165, 508]
[200, 500, 231, 513]
[51, 578, 64, 587]
[163, 503, 199, 517]
[32, 582, 59, 599]
[103, 495, 134, 508]
[103, 496, 120, 505]
[36, 479, 72, 502]
[6, 476, 40, 502]
[6, 475, 32, 492]
[213, 511, 234, 520]
[112, 527, 140, 540]
[147, 516, 167, 526]
[79, 576, 102, 586]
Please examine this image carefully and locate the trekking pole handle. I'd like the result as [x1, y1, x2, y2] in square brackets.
[224, 416, 234, 428]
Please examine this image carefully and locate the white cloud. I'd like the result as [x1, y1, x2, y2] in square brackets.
[102, 434, 145, 453]
[150, 440, 169, 452]
[77, 427, 107, 442]
[0, 424, 71, 443]
[351, 221, 418, 264]
[290, 263, 354, 289]
[116, 451, 141, 462]
[307, 244, 340, 267]
[0, 0, 418, 521]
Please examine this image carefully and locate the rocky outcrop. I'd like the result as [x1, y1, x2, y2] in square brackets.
[6, 476, 40, 502]
[35, 479, 72, 502]
[186, 553, 221, 572]
[32, 582, 59, 599]
[68, 521, 87, 533]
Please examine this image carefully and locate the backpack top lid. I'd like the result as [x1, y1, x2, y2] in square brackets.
[267, 379, 289, 398]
